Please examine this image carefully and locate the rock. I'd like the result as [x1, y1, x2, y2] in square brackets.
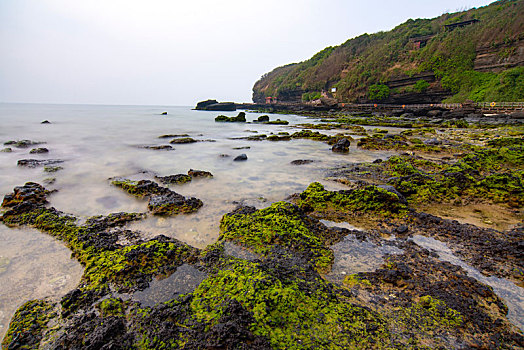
[170, 137, 197, 144]
[195, 99, 218, 110]
[264, 119, 289, 125]
[155, 174, 192, 185]
[17, 159, 64, 168]
[234, 154, 248, 161]
[423, 138, 442, 146]
[331, 138, 351, 153]
[219, 154, 231, 158]
[204, 102, 236, 111]
[161, 112, 168, 115]
[44, 166, 63, 173]
[188, 169, 213, 178]
[1, 182, 48, 209]
[158, 134, 189, 139]
[291, 159, 315, 165]
[4, 140, 44, 148]
[41, 120, 51, 124]
[377, 185, 408, 204]
[29, 148, 49, 154]
[143, 145, 173, 150]
[511, 111, 524, 119]
[215, 112, 246, 122]
[373, 158, 383, 164]
[257, 115, 270, 122]
[427, 110, 443, 117]
[1, 148, 12, 152]
[148, 192, 203, 215]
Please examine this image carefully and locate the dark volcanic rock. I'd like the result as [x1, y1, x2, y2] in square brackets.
[331, 138, 351, 153]
[4, 140, 44, 148]
[2, 182, 48, 209]
[142, 145, 173, 150]
[291, 159, 315, 165]
[155, 174, 192, 185]
[257, 115, 270, 122]
[204, 102, 236, 111]
[148, 192, 203, 215]
[234, 154, 248, 161]
[40, 120, 51, 124]
[195, 99, 218, 110]
[170, 137, 197, 144]
[17, 159, 64, 168]
[158, 134, 189, 139]
[188, 169, 213, 178]
[161, 111, 168, 115]
[29, 147, 49, 154]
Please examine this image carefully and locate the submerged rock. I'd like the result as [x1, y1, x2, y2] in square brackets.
[29, 148, 49, 154]
[169, 137, 197, 144]
[17, 159, 63, 168]
[1, 148, 12, 152]
[142, 145, 173, 150]
[4, 140, 44, 148]
[155, 174, 192, 185]
[290, 159, 315, 165]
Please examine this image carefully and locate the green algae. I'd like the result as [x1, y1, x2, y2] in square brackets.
[402, 296, 463, 330]
[297, 182, 407, 217]
[219, 202, 336, 272]
[98, 298, 126, 317]
[111, 179, 163, 198]
[190, 259, 389, 349]
[215, 112, 246, 122]
[2, 300, 56, 350]
[383, 145, 524, 206]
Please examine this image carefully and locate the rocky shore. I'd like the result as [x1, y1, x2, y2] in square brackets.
[1, 109, 523, 349]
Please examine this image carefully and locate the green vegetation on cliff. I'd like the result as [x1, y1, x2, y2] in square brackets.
[253, 0, 524, 103]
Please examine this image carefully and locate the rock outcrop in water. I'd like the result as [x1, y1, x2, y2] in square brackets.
[111, 179, 203, 215]
[195, 100, 236, 111]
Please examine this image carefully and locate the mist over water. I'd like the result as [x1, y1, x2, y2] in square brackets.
[0, 104, 390, 248]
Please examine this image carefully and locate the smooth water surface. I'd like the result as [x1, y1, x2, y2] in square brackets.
[0, 223, 83, 340]
[411, 235, 524, 332]
[0, 104, 391, 248]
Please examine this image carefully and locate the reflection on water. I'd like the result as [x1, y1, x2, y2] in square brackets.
[411, 235, 524, 332]
[132, 264, 207, 307]
[323, 221, 403, 283]
[0, 224, 83, 340]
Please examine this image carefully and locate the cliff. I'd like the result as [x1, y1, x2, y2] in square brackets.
[253, 0, 524, 104]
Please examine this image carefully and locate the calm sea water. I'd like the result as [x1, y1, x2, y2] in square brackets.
[0, 103, 390, 339]
[0, 103, 522, 337]
[0, 103, 390, 247]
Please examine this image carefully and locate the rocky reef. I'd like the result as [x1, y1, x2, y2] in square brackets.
[1, 110, 524, 349]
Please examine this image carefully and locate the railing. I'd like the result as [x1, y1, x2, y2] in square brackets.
[338, 102, 524, 111]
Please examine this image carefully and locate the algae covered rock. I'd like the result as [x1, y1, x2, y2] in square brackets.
[148, 192, 202, 215]
[155, 174, 192, 185]
[219, 202, 346, 271]
[215, 112, 246, 122]
[188, 169, 213, 178]
[297, 182, 407, 219]
[111, 178, 203, 216]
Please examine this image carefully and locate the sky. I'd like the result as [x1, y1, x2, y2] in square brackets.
[0, 0, 495, 106]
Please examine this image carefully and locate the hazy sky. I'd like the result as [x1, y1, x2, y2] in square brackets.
[0, 0, 495, 106]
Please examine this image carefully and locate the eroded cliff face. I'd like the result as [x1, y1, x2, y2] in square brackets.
[474, 39, 524, 72]
[253, 0, 524, 104]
